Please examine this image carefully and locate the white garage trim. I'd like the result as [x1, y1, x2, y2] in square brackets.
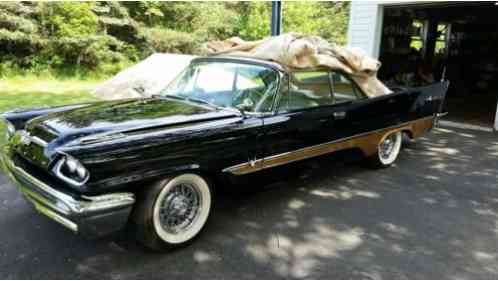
[347, 2, 384, 58]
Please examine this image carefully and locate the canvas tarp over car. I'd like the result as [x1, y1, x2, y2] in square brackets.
[206, 33, 392, 98]
[93, 53, 195, 100]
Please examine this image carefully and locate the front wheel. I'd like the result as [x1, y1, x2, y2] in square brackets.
[132, 173, 212, 250]
[368, 131, 402, 168]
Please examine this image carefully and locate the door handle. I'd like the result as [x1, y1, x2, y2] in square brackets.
[333, 111, 347, 119]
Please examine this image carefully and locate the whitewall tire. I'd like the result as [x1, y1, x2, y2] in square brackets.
[132, 173, 212, 250]
[368, 131, 402, 168]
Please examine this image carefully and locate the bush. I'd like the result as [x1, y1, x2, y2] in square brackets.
[37, 2, 98, 37]
[99, 16, 143, 45]
[191, 2, 240, 41]
[0, 29, 46, 58]
[94, 1, 129, 19]
[0, 12, 37, 34]
[141, 27, 200, 55]
[0, 60, 23, 78]
[0, 2, 351, 79]
[0, 2, 36, 16]
[47, 35, 137, 71]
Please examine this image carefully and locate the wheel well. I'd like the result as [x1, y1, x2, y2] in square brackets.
[161, 169, 221, 192]
[402, 129, 414, 140]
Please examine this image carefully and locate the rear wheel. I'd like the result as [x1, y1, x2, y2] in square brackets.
[368, 131, 402, 168]
[132, 173, 212, 250]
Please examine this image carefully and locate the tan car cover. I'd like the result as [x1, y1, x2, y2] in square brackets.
[206, 33, 392, 97]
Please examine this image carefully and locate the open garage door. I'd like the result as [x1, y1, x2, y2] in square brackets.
[377, 2, 498, 130]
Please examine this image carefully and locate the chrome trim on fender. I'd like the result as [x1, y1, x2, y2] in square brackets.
[223, 116, 435, 175]
[31, 135, 48, 147]
[79, 193, 136, 213]
[2, 153, 135, 233]
[18, 130, 48, 147]
[5, 155, 79, 215]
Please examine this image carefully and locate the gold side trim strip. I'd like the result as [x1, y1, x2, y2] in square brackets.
[223, 116, 434, 175]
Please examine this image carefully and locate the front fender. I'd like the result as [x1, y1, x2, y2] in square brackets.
[2, 104, 91, 130]
[85, 163, 211, 193]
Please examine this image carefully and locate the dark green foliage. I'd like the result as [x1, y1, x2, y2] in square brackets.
[0, 1, 350, 78]
[0, 30, 46, 60]
[0, 12, 37, 33]
[140, 28, 200, 55]
[99, 17, 142, 45]
[0, 2, 36, 16]
[48, 35, 136, 71]
[37, 2, 98, 37]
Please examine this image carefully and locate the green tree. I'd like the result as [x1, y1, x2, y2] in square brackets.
[190, 2, 239, 41]
[235, 2, 349, 44]
[0, 1, 350, 78]
[238, 2, 271, 40]
[38, 2, 98, 37]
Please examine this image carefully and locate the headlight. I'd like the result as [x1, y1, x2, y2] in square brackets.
[54, 155, 90, 186]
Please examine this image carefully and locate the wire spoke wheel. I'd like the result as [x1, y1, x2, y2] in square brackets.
[379, 135, 396, 160]
[159, 183, 200, 234]
[152, 174, 212, 245]
[377, 131, 402, 166]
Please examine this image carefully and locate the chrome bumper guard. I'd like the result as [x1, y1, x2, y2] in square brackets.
[1, 153, 135, 238]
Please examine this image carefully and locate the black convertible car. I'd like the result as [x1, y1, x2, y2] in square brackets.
[1, 56, 448, 250]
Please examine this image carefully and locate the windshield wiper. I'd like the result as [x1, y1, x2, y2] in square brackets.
[163, 95, 220, 110]
[188, 97, 247, 117]
[162, 94, 187, 101]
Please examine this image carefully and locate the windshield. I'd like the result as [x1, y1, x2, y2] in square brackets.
[161, 61, 279, 113]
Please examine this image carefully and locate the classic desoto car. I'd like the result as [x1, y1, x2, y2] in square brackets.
[1, 56, 448, 250]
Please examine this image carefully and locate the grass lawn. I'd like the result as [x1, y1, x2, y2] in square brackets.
[0, 77, 101, 112]
[0, 76, 103, 146]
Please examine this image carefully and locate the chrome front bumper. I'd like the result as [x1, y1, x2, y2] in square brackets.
[1, 152, 135, 238]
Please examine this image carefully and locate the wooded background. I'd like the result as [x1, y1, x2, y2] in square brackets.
[0, 2, 349, 78]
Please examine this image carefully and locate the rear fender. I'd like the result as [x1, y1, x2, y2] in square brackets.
[410, 81, 450, 123]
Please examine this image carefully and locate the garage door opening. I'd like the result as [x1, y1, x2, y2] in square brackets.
[378, 2, 498, 129]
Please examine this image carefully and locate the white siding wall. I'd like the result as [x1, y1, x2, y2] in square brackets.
[347, 1, 383, 58]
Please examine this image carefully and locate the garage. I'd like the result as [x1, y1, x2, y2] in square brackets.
[348, 1, 498, 130]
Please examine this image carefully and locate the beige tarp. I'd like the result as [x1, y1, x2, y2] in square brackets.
[93, 53, 195, 100]
[206, 32, 392, 97]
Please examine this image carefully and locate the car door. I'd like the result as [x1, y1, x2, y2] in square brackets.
[259, 70, 353, 169]
[327, 71, 369, 139]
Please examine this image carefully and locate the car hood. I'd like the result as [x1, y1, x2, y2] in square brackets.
[26, 98, 238, 144]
